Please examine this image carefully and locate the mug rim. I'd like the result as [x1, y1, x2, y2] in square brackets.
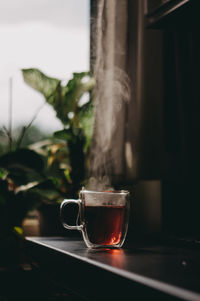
[80, 189, 129, 195]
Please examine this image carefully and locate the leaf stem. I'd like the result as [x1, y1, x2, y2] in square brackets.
[8, 77, 13, 151]
[16, 101, 46, 148]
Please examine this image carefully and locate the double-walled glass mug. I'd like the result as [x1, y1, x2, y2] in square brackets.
[60, 190, 130, 248]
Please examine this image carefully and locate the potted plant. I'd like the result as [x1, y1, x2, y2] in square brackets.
[22, 69, 95, 235]
[0, 68, 95, 265]
[0, 146, 49, 265]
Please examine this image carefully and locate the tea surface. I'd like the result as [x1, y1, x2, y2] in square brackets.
[84, 205, 125, 245]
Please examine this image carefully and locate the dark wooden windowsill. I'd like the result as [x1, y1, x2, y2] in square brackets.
[25, 236, 200, 301]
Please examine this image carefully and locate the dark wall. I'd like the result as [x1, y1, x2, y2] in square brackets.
[162, 29, 200, 235]
[126, 0, 200, 236]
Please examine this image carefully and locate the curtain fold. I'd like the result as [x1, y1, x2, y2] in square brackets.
[90, 0, 130, 184]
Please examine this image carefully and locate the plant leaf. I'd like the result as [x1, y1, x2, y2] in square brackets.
[22, 68, 60, 100]
[22, 68, 95, 126]
[58, 72, 95, 124]
[53, 129, 75, 142]
[78, 103, 94, 152]
[0, 148, 44, 173]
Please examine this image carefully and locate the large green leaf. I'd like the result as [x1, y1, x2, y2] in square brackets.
[0, 148, 44, 173]
[78, 103, 94, 152]
[30, 179, 56, 190]
[7, 168, 43, 186]
[21, 68, 95, 200]
[22, 68, 60, 100]
[53, 128, 76, 143]
[0, 180, 9, 207]
[0, 168, 7, 179]
[28, 179, 61, 202]
[22, 68, 95, 126]
[58, 72, 95, 124]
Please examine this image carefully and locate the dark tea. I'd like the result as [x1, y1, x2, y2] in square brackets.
[84, 205, 125, 245]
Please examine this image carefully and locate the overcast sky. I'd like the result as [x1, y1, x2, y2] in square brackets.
[0, 0, 89, 28]
[0, 0, 89, 133]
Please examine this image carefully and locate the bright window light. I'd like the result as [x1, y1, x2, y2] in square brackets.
[0, 0, 89, 133]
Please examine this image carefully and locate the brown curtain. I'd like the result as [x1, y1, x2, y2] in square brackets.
[89, 0, 130, 185]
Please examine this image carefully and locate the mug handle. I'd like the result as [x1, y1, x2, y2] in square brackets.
[60, 199, 83, 231]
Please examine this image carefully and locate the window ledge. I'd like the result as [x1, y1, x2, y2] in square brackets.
[25, 237, 200, 301]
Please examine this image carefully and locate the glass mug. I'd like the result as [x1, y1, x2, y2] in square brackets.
[60, 190, 130, 248]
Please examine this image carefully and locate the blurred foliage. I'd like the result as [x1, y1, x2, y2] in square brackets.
[0, 148, 46, 260]
[0, 125, 48, 154]
[14, 124, 49, 148]
[22, 68, 95, 198]
[0, 69, 95, 258]
[0, 146, 65, 264]
[0, 124, 51, 245]
[22, 69, 95, 145]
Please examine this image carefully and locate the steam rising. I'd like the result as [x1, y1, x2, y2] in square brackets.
[88, 0, 131, 191]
